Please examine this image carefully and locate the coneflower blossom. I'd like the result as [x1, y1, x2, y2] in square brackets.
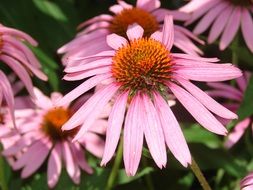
[241, 172, 253, 190]
[0, 23, 47, 120]
[57, 15, 242, 175]
[207, 72, 251, 148]
[58, 0, 204, 67]
[0, 89, 107, 188]
[180, 0, 253, 52]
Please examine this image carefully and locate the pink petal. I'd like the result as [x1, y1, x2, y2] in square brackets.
[208, 82, 243, 98]
[123, 94, 144, 176]
[220, 7, 241, 50]
[208, 5, 233, 43]
[101, 91, 128, 165]
[153, 92, 191, 167]
[169, 82, 227, 135]
[106, 33, 128, 50]
[162, 15, 174, 50]
[126, 24, 144, 40]
[225, 118, 250, 148]
[109, 4, 124, 14]
[152, 9, 190, 22]
[136, 0, 161, 12]
[47, 143, 62, 188]
[241, 8, 253, 53]
[177, 78, 238, 119]
[150, 31, 162, 42]
[77, 14, 113, 30]
[142, 94, 167, 168]
[62, 141, 76, 180]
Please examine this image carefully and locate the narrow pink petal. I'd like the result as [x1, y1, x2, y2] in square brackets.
[101, 91, 128, 165]
[123, 94, 144, 176]
[47, 143, 62, 188]
[169, 82, 227, 135]
[162, 15, 174, 50]
[136, 0, 160, 12]
[153, 92, 191, 167]
[172, 53, 219, 62]
[142, 94, 167, 168]
[71, 50, 115, 61]
[70, 143, 93, 174]
[208, 82, 243, 98]
[118, 1, 133, 9]
[236, 73, 249, 92]
[126, 24, 144, 40]
[220, 7, 241, 50]
[193, 2, 228, 35]
[225, 118, 250, 148]
[152, 9, 190, 22]
[57, 74, 111, 107]
[174, 63, 242, 82]
[109, 4, 124, 14]
[177, 78, 238, 119]
[62, 141, 76, 179]
[21, 139, 52, 178]
[208, 5, 233, 43]
[79, 21, 110, 35]
[206, 90, 242, 102]
[106, 34, 128, 50]
[241, 8, 253, 53]
[77, 14, 113, 30]
[80, 132, 105, 158]
[150, 31, 162, 42]
[0, 55, 35, 98]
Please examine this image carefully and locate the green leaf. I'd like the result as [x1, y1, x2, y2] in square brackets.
[237, 75, 253, 120]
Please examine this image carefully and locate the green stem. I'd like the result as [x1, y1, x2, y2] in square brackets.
[0, 154, 8, 190]
[105, 137, 123, 190]
[142, 157, 154, 190]
[190, 157, 212, 190]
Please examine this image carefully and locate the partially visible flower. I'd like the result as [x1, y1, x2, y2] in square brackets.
[0, 24, 47, 121]
[207, 72, 251, 148]
[180, 0, 253, 52]
[0, 89, 107, 188]
[58, 0, 204, 67]
[57, 15, 241, 175]
[241, 172, 253, 190]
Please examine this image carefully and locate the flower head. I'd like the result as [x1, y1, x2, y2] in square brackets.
[0, 24, 47, 122]
[58, 15, 242, 175]
[207, 72, 251, 148]
[58, 0, 204, 66]
[180, 0, 253, 52]
[0, 89, 107, 188]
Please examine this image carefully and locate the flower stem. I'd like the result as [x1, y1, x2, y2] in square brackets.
[190, 157, 212, 190]
[0, 154, 8, 190]
[142, 157, 154, 190]
[105, 137, 123, 190]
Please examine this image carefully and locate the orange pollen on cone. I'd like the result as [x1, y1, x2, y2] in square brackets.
[41, 107, 77, 140]
[112, 38, 173, 92]
[109, 8, 159, 38]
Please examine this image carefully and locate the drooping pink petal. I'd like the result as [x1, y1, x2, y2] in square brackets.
[225, 118, 251, 148]
[219, 7, 241, 50]
[152, 9, 190, 22]
[101, 91, 128, 165]
[123, 94, 144, 176]
[169, 82, 227, 135]
[47, 143, 62, 188]
[241, 8, 253, 53]
[77, 14, 113, 30]
[162, 15, 174, 50]
[153, 92, 191, 167]
[136, 0, 161, 12]
[126, 24, 144, 40]
[62, 141, 76, 181]
[142, 94, 167, 168]
[106, 34, 128, 50]
[177, 77, 238, 119]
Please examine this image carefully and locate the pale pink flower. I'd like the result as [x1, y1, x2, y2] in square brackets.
[241, 172, 253, 190]
[0, 24, 47, 120]
[0, 89, 107, 188]
[58, 0, 204, 66]
[207, 72, 251, 148]
[57, 15, 242, 175]
[180, 0, 253, 52]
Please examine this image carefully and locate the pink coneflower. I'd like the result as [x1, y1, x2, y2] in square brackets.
[57, 15, 242, 175]
[0, 24, 47, 120]
[180, 0, 253, 52]
[241, 172, 253, 190]
[58, 0, 204, 66]
[207, 72, 251, 148]
[0, 89, 107, 188]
